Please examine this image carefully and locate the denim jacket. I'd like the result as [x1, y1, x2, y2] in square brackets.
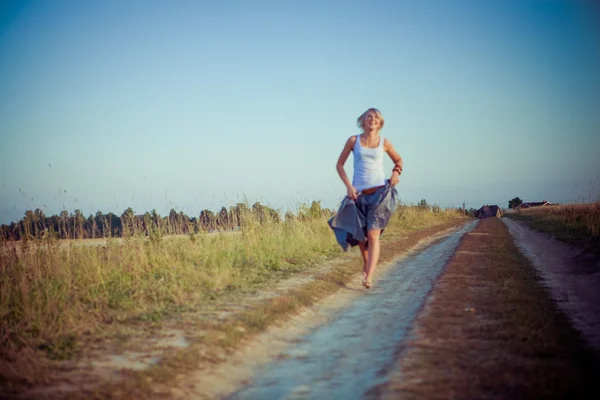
[328, 181, 399, 251]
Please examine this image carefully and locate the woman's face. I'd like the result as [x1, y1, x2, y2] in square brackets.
[364, 111, 381, 131]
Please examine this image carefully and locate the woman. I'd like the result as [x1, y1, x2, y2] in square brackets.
[331, 108, 403, 289]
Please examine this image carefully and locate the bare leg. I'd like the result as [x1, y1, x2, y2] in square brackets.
[358, 241, 368, 281]
[364, 229, 382, 287]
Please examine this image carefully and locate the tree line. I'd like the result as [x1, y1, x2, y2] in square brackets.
[0, 201, 332, 241]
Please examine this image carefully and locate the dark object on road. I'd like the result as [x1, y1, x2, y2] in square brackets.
[476, 205, 502, 218]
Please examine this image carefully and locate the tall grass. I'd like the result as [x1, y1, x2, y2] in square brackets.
[0, 203, 465, 356]
[506, 202, 600, 253]
[508, 203, 600, 236]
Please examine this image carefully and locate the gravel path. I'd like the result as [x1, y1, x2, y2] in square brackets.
[227, 221, 477, 399]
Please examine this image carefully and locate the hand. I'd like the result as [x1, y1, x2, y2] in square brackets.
[390, 171, 400, 186]
[346, 186, 358, 200]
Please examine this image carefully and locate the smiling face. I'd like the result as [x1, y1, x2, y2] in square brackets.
[357, 108, 384, 132]
[365, 111, 381, 131]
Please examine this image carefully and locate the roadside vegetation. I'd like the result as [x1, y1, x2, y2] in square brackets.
[505, 202, 600, 255]
[0, 200, 467, 387]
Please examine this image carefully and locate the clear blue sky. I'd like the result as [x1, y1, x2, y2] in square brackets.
[1, 0, 599, 224]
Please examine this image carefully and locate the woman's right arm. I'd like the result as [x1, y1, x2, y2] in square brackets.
[336, 136, 358, 200]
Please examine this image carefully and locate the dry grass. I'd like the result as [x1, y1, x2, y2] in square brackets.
[68, 218, 470, 400]
[382, 218, 599, 400]
[0, 203, 466, 391]
[0, 215, 336, 356]
[507, 202, 600, 255]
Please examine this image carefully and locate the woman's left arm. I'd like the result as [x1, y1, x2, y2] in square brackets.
[384, 138, 403, 186]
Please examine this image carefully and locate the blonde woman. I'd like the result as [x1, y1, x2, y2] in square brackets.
[329, 108, 403, 289]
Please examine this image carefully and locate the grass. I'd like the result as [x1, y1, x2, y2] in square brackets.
[0, 203, 466, 368]
[506, 202, 600, 255]
[76, 214, 470, 399]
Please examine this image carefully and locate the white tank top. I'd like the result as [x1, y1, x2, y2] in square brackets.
[352, 134, 386, 191]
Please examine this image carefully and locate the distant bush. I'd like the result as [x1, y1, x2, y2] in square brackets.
[418, 199, 431, 212]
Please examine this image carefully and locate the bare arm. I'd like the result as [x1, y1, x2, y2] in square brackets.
[336, 136, 358, 199]
[384, 138, 403, 186]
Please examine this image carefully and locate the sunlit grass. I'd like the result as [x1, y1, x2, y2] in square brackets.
[506, 202, 600, 253]
[0, 202, 466, 357]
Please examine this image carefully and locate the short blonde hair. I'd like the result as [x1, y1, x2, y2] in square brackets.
[357, 108, 385, 131]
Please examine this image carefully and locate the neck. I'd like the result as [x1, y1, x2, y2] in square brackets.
[363, 128, 378, 137]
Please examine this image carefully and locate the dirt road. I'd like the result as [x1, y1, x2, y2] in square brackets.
[202, 218, 599, 399]
[503, 218, 600, 354]
[224, 222, 477, 399]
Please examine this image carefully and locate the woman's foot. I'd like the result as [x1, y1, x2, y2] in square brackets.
[363, 273, 373, 289]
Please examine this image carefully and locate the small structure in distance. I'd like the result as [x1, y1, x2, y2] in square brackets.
[514, 200, 554, 210]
